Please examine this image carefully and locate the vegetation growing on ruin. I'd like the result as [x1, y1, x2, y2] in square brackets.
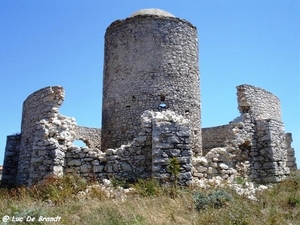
[0, 171, 299, 225]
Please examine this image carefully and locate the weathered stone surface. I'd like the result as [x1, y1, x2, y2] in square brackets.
[101, 12, 201, 155]
[199, 84, 293, 184]
[93, 165, 104, 173]
[1, 10, 296, 188]
[121, 163, 132, 172]
[219, 163, 229, 170]
[68, 159, 81, 166]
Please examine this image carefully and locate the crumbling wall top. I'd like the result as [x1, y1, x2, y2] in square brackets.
[237, 84, 282, 121]
[21, 86, 64, 127]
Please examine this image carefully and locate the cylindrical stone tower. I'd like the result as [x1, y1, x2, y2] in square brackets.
[102, 8, 201, 154]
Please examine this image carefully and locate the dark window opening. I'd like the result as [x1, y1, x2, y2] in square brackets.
[126, 105, 131, 108]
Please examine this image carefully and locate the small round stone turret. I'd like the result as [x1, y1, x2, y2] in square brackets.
[101, 8, 202, 154]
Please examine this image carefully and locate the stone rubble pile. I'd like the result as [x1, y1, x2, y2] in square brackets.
[73, 176, 270, 202]
[191, 176, 269, 201]
[76, 179, 135, 202]
[192, 117, 253, 181]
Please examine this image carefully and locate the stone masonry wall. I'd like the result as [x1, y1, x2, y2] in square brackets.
[202, 125, 233, 156]
[237, 85, 291, 183]
[199, 84, 293, 184]
[74, 126, 101, 149]
[2, 86, 102, 186]
[151, 111, 192, 185]
[16, 86, 76, 185]
[1, 10, 297, 187]
[1, 135, 21, 186]
[2, 88, 194, 186]
[65, 110, 193, 185]
[193, 113, 255, 181]
[102, 13, 201, 155]
[3, 83, 296, 186]
[237, 84, 282, 121]
[252, 119, 290, 183]
[285, 133, 298, 170]
[65, 112, 153, 181]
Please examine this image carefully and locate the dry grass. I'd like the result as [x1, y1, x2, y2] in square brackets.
[0, 172, 299, 225]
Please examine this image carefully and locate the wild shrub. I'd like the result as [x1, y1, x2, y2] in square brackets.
[193, 190, 233, 211]
[207, 190, 233, 208]
[193, 191, 210, 210]
[167, 157, 181, 183]
[235, 176, 247, 186]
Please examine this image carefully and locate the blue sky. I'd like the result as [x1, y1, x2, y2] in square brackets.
[0, 0, 299, 167]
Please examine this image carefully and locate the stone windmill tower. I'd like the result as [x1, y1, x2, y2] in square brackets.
[101, 8, 202, 155]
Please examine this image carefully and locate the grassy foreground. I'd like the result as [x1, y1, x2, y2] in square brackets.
[0, 172, 299, 225]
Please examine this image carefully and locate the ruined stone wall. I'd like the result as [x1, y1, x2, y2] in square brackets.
[15, 86, 77, 185]
[237, 84, 282, 121]
[2, 9, 296, 187]
[74, 126, 101, 149]
[3, 89, 193, 186]
[202, 125, 233, 156]
[1, 86, 102, 186]
[251, 119, 289, 183]
[151, 111, 192, 184]
[65, 116, 153, 181]
[2, 83, 296, 186]
[1, 135, 21, 186]
[285, 133, 298, 170]
[236, 85, 290, 183]
[65, 110, 193, 185]
[102, 13, 201, 155]
[199, 84, 292, 184]
[193, 113, 255, 180]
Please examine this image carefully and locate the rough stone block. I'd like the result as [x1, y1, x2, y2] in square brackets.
[121, 163, 132, 172]
[93, 165, 104, 173]
[80, 163, 92, 173]
[67, 159, 81, 166]
[219, 163, 229, 170]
